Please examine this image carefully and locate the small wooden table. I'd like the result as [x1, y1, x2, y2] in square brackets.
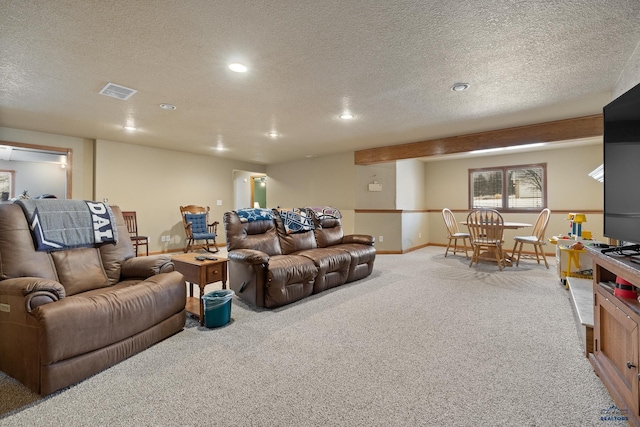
[171, 253, 228, 325]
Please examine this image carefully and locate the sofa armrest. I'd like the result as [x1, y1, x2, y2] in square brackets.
[0, 277, 65, 312]
[121, 255, 175, 279]
[228, 249, 270, 265]
[343, 234, 375, 245]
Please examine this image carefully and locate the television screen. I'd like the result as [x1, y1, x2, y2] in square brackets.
[603, 82, 640, 245]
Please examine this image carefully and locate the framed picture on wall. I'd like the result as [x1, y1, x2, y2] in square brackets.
[0, 170, 15, 201]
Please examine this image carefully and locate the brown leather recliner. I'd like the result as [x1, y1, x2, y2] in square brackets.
[0, 203, 186, 395]
[223, 207, 375, 308]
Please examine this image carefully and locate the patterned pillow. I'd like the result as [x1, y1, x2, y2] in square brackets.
[236, 208, 274, 223]
[279, 209, 315, 234]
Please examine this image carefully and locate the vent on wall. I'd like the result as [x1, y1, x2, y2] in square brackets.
[98, 82, 137, 100]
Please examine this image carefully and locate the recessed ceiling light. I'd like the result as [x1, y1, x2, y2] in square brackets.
[159, 103, 176, 110]
[451, 83, 470, 92]
[123, 126, 137, 131]
[229, 63, 248, 73]
[267, 132, 280, 138]
[339, 113, 354, 120]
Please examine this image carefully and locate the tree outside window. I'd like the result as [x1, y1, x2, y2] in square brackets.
[469, 164, 546, 212]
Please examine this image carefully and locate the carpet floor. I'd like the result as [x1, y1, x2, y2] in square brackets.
[0, 247, 628, 426]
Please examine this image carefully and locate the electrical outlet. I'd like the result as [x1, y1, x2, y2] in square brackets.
[379, 236, 384, 242]
[217, 200, 222, 206]
[164, 235, 170, 242]
[419, 232, 422, 238]
[160, 236, 165, 242]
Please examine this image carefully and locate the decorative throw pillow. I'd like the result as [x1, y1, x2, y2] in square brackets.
[279, 209, 314, 234]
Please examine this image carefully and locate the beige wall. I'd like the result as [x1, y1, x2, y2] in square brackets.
[355, 162, 396, 210]
[396, 159, 426, 210]
[266, 152, 358, 233]
[94, 139, 265, 252]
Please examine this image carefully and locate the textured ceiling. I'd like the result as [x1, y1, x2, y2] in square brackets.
[1, 0, 639, 165]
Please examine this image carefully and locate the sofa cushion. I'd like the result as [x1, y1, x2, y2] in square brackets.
[274, 210, 317, 254]
[223, 211, 282, 255]
[33, 271, 185, 365]
[334, 243, 376, 282]
[297, 247, 351, 293]
[314, 222, 344, 247]
[0, 203, 58, 281]
[264, 255, 317, 307]
[51, 248, 109, 296]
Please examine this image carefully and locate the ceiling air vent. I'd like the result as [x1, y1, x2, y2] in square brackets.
[98, 82, 137, 100]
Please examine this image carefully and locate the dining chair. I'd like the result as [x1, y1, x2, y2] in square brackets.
[466, 209, 506, 271]
[511, 208, 551, 268]
[442, 208, 469, 258]
[122, 211, 148, 256]
[180, 205, 219, 253]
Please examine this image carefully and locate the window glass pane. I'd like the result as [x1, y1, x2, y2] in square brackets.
[471, 171, 503, 208]
[508, 167, 543, 209]
[0, 171, 13, 200]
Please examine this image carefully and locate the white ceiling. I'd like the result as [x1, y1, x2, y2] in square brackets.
[1, 1, 639, 165]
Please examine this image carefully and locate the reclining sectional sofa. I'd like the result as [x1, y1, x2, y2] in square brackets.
[0, 202, 186, 395]
[223, 207, 375, 308]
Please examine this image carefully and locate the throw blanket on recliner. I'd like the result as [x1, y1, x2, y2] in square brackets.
[279, 208, 315, 234]
[307, 206, 342, 220]
[16, 199, 118, 251]
[236, 208, 274, 223]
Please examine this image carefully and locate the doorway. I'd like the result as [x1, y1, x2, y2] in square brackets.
[251, 175, 267, 208]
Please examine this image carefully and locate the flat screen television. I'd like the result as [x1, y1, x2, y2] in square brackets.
[603, 81, 640, 247]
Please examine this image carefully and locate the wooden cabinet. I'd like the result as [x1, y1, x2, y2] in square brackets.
[588, 247, 640, 426]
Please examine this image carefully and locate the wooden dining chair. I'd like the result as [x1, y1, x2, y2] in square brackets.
[442, 208, 469, 258]
[466, 209, 506, 271]
[122, 211, 148, 256]
[511, 208, 551, 268]
[180, 205, 219, 253]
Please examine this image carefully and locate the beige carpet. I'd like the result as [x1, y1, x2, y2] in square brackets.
[0, 247, 627, 426]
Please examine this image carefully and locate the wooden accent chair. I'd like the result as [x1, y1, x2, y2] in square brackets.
[466, 209, 506, 271]
[180, 205, 219, 253]
[511, 208, 551, 268]
[122, 211, 148, 256]
[442, 208, 470, 258]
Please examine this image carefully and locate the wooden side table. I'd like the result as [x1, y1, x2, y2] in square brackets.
[171, 253, 228, 325]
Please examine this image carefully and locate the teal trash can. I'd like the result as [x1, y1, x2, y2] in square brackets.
[202, 289, 235, 328]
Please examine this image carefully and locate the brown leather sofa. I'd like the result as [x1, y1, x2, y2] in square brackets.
[0, 203, 186, 395]
[223, 207, 375, 308]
